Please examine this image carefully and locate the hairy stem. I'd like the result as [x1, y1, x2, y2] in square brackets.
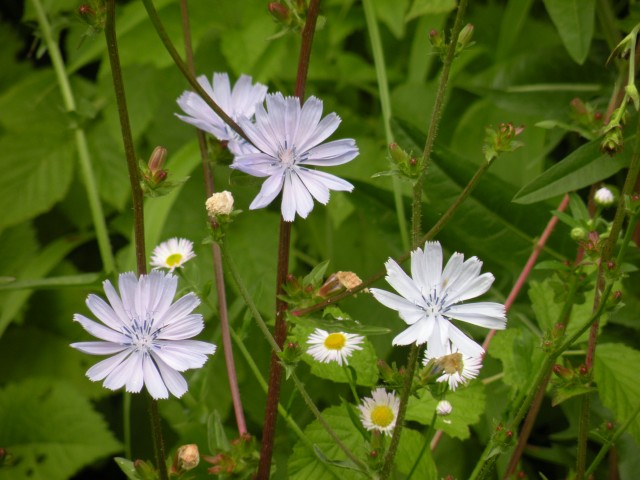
[30, 0, 115, 275]
[178, 0, 247, 436]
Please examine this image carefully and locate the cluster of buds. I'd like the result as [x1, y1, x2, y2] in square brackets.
[429, 23, 474, 61]
[378, 360, 410, 391]
[205, 191, 238, 242]
[541, 323, 566, 352]
[483, 122, 525, 162]
[203, 433, 258, 476]
[140, 147, 187, 197]
[550, 360, 595, 406]
[280, 341, 302, 371]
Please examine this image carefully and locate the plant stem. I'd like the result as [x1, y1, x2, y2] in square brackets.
[362, 0, 409, 252]
[407, 411, 438, 479]
[105, 0, 146, 275]
[585, 402, 640, 477]
[257, 1, 321, 476]
[482, 194, 570, 351]
[292, 154, 497, 318]
[178, 0, 247, 437]
[139, 0, 249, 143]
[220, 241, 369, 474]
[30, 0, 115, 275]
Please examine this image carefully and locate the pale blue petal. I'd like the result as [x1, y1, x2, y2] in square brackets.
[303, 139, 358, 166]
[71, 341, 128, 355]
[249, 174, 285, 210]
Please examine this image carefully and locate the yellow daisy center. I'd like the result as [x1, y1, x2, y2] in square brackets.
[439, 352, 464, 375]
[371, 405, 394, 428]
[166, 253, 183, 267]
[324, 333, 346, 350]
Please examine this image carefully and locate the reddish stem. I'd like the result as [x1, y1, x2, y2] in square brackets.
[256, 1, 321, 477]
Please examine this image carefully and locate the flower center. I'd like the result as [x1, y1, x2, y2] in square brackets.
[421, 288, 450, 316]
[324, 333, 346, 350]
[126, 316, 157, 352]
[370, 405, 395, 427]
[439, 352, 464, 375]
[279, 148, 296, 168]
[166, 253, 183, 267]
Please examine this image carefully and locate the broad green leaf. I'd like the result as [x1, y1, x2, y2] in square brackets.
[395, 428, 437, 479]
[495, 0, 534, 61]
[288, 405, 367, 480]
[0, 378, 121, 480]
[594, 343, 640, 443]
[221, 16, 277, 75]
[542, 0, 595, 64]
[514, 136, 630, 204]
[487, 328, 542, 390]
[294, 325, 380, 386]
[406, 382, 486, 440]
[114, 458, 144, 480]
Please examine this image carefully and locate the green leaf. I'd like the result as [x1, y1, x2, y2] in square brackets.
[513, 135, 631, 205]
[594, 343, 640, 444]
[288, 405, 367, 480]
[406, 0, 456, 21]
[372, 0, 409, 38]
[395, 428, 437, 479]
[487, 328, 541, 390]
[406, 382, 486, 439]
[0, 379, 121, 480]
[114, 458, 144, 480]
[294, 325, 379, 386]
[542, 0, 595, 64]
[0, 273, 102, 291]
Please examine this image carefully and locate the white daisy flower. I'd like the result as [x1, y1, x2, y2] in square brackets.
[306, 328, 364, 366]
[176, 73, 268, 155]
[425, 343, 482, 391]
[370, 241, 506, 357]
[358, 388, 400, 435]
[230, 93, 359, 222]
[150, 238, 196, 272]
[436, 400, 453, 416]
[70, 271, 216, 399]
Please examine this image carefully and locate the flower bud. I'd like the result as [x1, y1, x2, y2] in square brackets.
[172, 444, 200, 473]
[594, 186, 616, 207]
[148, 146, 167, 176]
[268, 2, 291, 25]
[436, 400, 453, 416]
[206, 191, 234, 217]
[600, 125, 624, 155]
[458, 23, 474, 49]
[570, 227, 587, 241]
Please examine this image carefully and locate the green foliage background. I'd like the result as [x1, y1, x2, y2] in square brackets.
[0, 0, 639, 478]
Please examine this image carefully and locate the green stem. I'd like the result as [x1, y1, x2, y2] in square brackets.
[148, 396, 169, 480]
[30, 0, 115, 275]
[220, 241, 370, 475]
[139, 0, 249, 143]
[584, 402, 640, 477]
[123, 392, 132, 459]
[380, 344, 420, 479]
[343, 365, 360, 403]
[362, 0, 409, 252]
[407, 410, 438, 479]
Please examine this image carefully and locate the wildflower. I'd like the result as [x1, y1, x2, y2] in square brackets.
[594, 186, 615, 207]
[176, 73, 268, 155]
[358, 388, 400, 435]
[70, 271, 216, 399]
[306, 328, 364, 366]
[425, 343, 482, 391]
[370, 241, 506, 357]
[206, 191, 235, 217]
[230, 93, 359, 221]
[436, 400, 453, 416]
[150, 238, 196, 272]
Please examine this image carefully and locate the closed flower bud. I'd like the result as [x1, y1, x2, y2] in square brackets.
[594, 187, 616, 207]
[436, 400, 453, 416]
[206, 191, 234, 217]
[173, 444, 199, 473]
[571, 227, 587, 241]
[268, 2, 291, 25]
[458, 23, 474, 48]
[148, 146, 167, 175]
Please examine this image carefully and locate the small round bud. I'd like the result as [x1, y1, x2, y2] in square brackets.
[436, 400, 453, 416]
[175, 444, 199, 472]
[206, 191, 234, 217]
[571, 226, 587, 241]
[579, 364, 589, 376]
[506, 430, 513, 438]
[594, 187, 616, 207]
[370, 450, 378, 458]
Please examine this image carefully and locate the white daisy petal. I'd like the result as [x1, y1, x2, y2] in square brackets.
[372, 241, 506, 352]
[70, 271, 216, 399]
